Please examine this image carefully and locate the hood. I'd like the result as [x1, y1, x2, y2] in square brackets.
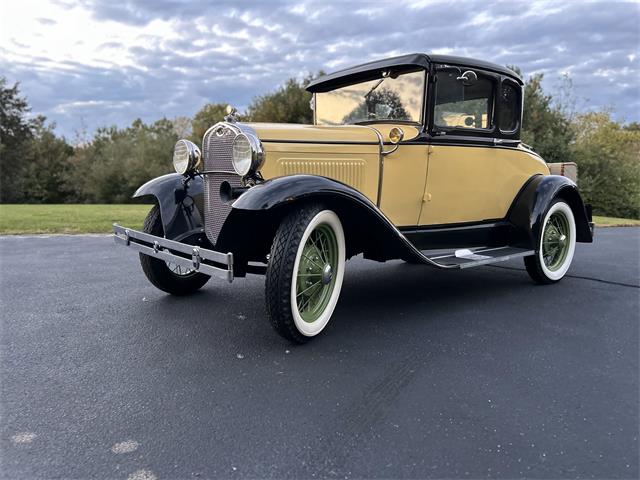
[246, 122, 421, 144]
[246, 123, 381, 144]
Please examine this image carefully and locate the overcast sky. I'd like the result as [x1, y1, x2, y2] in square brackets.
[1, 0, 639, 139]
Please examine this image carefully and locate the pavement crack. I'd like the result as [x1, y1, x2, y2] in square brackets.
[487, 265, 639, 289]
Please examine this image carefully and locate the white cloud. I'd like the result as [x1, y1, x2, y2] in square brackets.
[0, 0, 638, 138]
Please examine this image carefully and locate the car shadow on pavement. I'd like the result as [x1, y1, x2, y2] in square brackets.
[142, 258, 541, 349]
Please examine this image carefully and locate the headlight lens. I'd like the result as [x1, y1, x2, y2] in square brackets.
[232, 133, 256, 176]
[173, 139, 201, 175]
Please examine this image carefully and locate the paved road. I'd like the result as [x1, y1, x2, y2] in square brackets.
[1, 228, 638, 479]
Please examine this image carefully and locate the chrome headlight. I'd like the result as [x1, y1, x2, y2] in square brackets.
[231, 133, 263, 176]
[173, 139, 201, 175]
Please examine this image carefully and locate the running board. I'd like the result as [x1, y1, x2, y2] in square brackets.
[424, 246, 534, 269]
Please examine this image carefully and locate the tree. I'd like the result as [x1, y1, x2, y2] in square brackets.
[342, 88, 409, 124]
[190, 103, 228, 146]
[65, 118, 177, 203]
[22, 118, 74, 203]
[245, 74, 318, 124]
[570, 112, 640, 218]
[0, 77, 36, 202]
[508, 67, 574, 163]
[172, 116, 192, 139]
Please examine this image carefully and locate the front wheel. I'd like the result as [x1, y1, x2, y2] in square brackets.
[524, 199, 576, 284]
[265, 205, 346, 343]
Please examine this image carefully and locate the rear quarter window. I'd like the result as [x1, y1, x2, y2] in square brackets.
[499, 82, 520, 132]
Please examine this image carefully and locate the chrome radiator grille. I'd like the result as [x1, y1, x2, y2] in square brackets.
[203, 125, 242, 245]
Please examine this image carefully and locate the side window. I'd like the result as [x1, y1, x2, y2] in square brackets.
[499, 82, 520, 132]
[434, 67, 494, 130]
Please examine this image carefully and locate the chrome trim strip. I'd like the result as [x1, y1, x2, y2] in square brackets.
[113, 224, 234, 282]
[361, 125, 385, 206]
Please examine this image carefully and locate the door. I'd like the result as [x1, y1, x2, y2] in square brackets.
[419, 145, 548, 225]
[418, 65, 547, 225]
[378, 143, 429, 227]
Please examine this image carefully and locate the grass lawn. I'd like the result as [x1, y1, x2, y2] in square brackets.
[592, 216, 640, 227]
[0, 204, 638, 234]
[0, 204, 152, 234]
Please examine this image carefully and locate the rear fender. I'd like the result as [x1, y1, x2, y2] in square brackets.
[133, 173, 206, 242]
[507, 174, 593, 249]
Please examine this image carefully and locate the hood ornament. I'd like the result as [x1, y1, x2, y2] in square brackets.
[224, 105, 239, 123]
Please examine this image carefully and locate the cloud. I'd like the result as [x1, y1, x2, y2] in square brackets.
[36, 17, 57, 26]
[1, 0, 638, 138]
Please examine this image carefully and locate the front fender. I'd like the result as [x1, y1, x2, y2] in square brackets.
[508, 174, 593, 249]
[133, 173, 205, 241]
[218, 175, 419, 262]
[232, 175, 377, 211]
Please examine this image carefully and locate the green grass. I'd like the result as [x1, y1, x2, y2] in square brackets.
[0, 204, 638, 234]
[0, 204, 152, 234]
[592, 216, 640, 227]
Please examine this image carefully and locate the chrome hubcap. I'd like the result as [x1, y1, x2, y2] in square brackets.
[321, 264, 333, 285]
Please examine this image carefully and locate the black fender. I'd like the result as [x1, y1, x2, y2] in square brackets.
[133, 173, 206, 242]
[217, 175, 419, 262]
[507, 174, 593, 249]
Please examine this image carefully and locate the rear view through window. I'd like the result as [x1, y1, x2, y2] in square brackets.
[434, 67, 493, 130]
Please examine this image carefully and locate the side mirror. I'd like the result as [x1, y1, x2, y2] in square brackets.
[456, 70, 478, 86]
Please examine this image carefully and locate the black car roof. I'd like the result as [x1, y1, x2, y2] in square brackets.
[306, 53, 523, 93]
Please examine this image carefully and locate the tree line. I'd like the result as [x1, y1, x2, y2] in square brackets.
[0, 72, 638, 218]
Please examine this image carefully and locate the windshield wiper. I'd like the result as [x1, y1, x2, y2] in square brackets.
[364, 77, 386, 99]
[364, 70, 392, 99]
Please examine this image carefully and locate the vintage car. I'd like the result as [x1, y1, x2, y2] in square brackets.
[113, 53, 594, 343]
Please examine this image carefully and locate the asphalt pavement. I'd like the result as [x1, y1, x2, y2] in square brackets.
[1, 228, 638, 479]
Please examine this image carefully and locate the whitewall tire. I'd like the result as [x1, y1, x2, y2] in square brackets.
[524, 200, 576, 284]
[265, 204, 346, 343]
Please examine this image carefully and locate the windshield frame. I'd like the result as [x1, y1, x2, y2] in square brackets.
[313, 67, 427, 128]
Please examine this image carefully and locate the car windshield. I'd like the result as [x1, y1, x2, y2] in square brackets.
[315, 70, 425, 125]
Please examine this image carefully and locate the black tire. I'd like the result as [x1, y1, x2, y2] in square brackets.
[265, 204, 346, 343]
[524, 254, 555, 284]
[139, 205, 210, 295]
[524, 199, 576, 285]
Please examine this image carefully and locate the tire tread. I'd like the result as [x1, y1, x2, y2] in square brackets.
[265, 204, 324, 343]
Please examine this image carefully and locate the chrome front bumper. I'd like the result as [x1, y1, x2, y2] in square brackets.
[113, 224, 234, 282]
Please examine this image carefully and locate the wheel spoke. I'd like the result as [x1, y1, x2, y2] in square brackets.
[318, 233, 329, 264]
[297, 280, 322, 298]
[298, 283, 323, 312]
[313, 232, 329, 265]
[302, 253, 324, 270]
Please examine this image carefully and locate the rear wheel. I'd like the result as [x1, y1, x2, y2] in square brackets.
[524, 199, 576, 284]
[139, 205, 210, 295]
[265, 205, 346, 343]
